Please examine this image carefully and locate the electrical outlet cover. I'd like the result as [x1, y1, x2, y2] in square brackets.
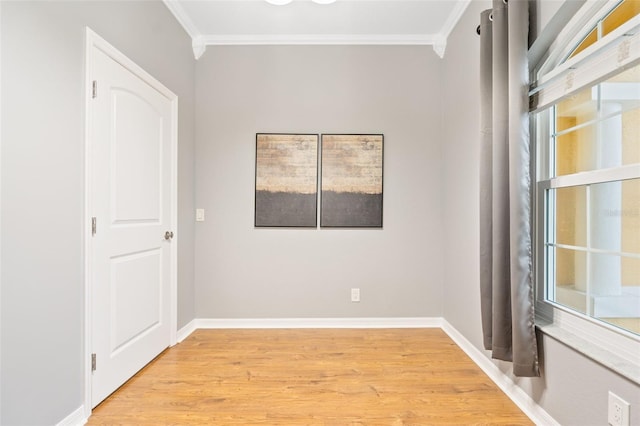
[608, 391, 630, 426]
[351, 288, 360, 302]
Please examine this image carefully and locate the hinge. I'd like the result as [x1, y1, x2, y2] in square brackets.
[91, 217, 97, 236]
[91, 353, 97, 372]
[92, 80, 98, 99]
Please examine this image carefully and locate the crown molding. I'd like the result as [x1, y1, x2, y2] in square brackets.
[440, 0, 472, 42]
[163, 0, 200, 39]
[192, 33, 450, 59]
[163, 1, 473, 60]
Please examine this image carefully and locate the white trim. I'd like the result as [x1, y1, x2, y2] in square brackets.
[191, 33, 453, 60]
[193, 317, 442, 330]
[83, 27, 178, 417]
[548, 242, 640, 259]
[536, 303, 640, 384]
[535, 0, 621, 77]
[528, 0, 587, 70]
[190, 32, 458, 60]
[198, 34, 447, 59]
[432, 35, 447, 59]
[169, 90, 179, 348]
[56, 405, 87, 426]
[162, 0, 200, 40]
[87, 30, 177, 101]
[531, 15, 640, 112]
[550, 164, 640, 188]
[200, 33, 443, 46]
[176, 317, 442, 344]
[196, 32, 452, 59]
[439, 0, 471, 44]
[177, 319, 198, 343]
[441, 321, 560, 426]
[192, 36, 207, 60]
[82, 27, 94, 422]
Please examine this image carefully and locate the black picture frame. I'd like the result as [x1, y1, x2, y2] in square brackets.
[255, 133, 319, 227]
[320, 134, 384, 228]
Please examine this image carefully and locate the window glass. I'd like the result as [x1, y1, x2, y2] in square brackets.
[553, 63, 640, 177]
[568, 0, 639, 60]
[621, 178, 640, 255]
[546, 178, 640, 335]
[554, 186, 587, 247]
[603, 0, 640, 37]
[556, 86, 597, 132]
[552, 246, 588, 315]
[569, 28, 597, 59]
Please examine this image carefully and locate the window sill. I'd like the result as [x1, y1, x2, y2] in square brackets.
[536, 318, 640, 385]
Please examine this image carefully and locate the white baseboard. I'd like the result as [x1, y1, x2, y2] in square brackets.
[175, 317, 441, 342]
[194, 316, 441, 331]
[176, 319, 197, 343]
[441, 320, 559, 426]
[56, 405, 87, 426]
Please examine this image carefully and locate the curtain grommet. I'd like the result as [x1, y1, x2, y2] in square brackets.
[477, 24, 481, 35]
[489, 13, 493, 22]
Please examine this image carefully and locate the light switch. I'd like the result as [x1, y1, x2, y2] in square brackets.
[196, 208, 205, 222]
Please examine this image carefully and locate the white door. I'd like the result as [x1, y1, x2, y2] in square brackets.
[89, 38, 176, 407]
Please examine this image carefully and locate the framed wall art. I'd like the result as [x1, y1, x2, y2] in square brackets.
[255, 133, 318, 227]
[320, 134, 383, 228]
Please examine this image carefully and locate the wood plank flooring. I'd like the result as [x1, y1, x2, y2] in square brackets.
[88, 328, 533, 425]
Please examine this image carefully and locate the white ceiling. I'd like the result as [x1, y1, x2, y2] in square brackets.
[163, 0, 471, 59]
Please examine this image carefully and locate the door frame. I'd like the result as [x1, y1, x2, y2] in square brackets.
[83, 27, 178, 418]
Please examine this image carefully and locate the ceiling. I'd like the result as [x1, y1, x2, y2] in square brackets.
[163, 0, 471, 59]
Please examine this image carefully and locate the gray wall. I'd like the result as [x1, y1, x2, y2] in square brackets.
[0, 1, 195, 424]
[441, 1, 640, 425]
[194, 45, 444, 319]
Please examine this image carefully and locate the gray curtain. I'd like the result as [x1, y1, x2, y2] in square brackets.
[479, 0, 539, 377]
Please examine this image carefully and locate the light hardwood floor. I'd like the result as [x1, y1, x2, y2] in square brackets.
[88, 328, 533, 425]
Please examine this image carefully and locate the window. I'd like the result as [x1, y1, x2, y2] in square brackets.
[532, 0, 640, 379]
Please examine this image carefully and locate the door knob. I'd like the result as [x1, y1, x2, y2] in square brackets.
[164, 231, 174, 241]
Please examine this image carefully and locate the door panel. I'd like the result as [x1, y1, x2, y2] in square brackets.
[112, 90, 163, 223]
[110, 249, 162, 353]
[90, 45, 174, 408]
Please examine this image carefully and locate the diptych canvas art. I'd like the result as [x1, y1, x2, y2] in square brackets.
[254, 133, 383, 228]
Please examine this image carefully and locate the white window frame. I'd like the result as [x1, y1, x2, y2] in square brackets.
[531, 1, 640, 384]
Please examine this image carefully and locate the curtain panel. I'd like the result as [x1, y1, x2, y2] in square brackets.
[479, 0, 539, 377]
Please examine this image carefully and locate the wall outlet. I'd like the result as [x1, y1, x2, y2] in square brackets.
[196, 208, 205, 222]
[351, 288, 360, 302]
[608, 391, 630, 426]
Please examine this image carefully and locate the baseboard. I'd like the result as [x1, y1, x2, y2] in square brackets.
[441, 320, 560, 426]
[56, 405, 87, 426]
[175, 317, 441, 342]
[193, 317, 442, 330]
[176, 319, 197, 343]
